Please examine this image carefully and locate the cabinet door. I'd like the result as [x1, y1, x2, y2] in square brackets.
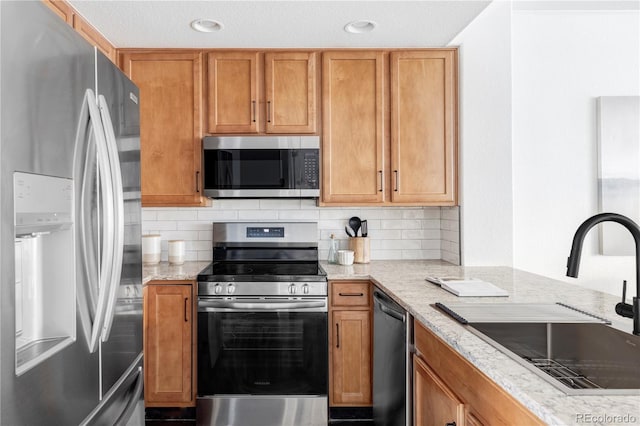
[207, 51, 260, 133]
[144, 283, 194, 406]
[330, 310, 372, 406]
[390, 50, 457, 205]
[264, 52, 317, 133]
[322, 51, 385, 204]
[413, 355, 464, 426]
[122, 52, 205, 206]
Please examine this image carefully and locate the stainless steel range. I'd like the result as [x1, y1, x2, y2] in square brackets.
[196, 222, 328, 426]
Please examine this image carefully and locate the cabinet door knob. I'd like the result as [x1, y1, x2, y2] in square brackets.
[336, 323, 340, 348]
[267, 101, 272, 123]
[184, 297, 189, 322]
[378, 170, 383, 192]
[195, 171, 200, 193]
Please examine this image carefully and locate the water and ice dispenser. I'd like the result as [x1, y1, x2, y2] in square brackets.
[14, 172, 75, 375]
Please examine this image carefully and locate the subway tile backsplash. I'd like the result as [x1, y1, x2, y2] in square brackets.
[141, 200, 461, 265]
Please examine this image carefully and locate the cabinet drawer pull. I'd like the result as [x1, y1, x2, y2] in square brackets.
[336, 323, 340, 348]
[267, 101, 271, 123]
[338, 292, 364, 297]
[252, 100, 256, 123]
[394, 170, 399, 192]
[445, 423, 456, 426]
[378, 170, 383, 192]
[184, 297, 189, 322]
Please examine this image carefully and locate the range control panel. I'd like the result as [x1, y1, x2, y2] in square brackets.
[246, 227, 285, 238]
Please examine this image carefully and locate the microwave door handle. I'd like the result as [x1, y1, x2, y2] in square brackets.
[291, 149, 301, 188]
[97, 94, 125, 343]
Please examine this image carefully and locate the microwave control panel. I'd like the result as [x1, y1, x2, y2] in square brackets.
[299, 150, 319, 189]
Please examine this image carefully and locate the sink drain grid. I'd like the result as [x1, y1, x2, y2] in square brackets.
[527, 358, 601, 390]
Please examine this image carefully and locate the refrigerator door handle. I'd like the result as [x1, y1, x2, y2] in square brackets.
[86, 88, 116, 354]
[97, 94, 125, 342]
[113, 367, 143, 426]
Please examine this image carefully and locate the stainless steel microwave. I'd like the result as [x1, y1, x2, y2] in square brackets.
[202, 136, 320, 198]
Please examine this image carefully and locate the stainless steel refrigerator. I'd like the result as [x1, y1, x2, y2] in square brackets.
[1, 1, 144, 425]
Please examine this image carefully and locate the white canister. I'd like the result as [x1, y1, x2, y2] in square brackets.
[168, 240, 186, 265]
[142, 234, 161, 265]
[337, 249, 355, 266]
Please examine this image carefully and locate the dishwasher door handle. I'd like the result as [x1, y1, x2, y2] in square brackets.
[373, 291, 405, 322]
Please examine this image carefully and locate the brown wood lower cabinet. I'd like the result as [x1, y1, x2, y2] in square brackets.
[413, 321, 544, 426]
[329, 280, 372, 407]
[144, 281, 196, 407]
[413, 355, 464, 426]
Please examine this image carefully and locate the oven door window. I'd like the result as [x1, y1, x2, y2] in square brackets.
[198, 311, 328, 396]
[205, 150, 294, 189]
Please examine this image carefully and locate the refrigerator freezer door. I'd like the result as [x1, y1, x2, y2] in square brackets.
[1, 2, 100, 425]
[95, 51, 143, 397]
[80, 353, 144, 426]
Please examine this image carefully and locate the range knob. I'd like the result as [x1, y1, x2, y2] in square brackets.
[302, 284, 310, 294]
[214, 284, 222, 294]
[288, 283, 297, 294]
[227, 283, 236, 294]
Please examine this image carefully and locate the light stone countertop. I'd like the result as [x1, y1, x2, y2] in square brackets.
[142, 261, 211, 284]
[321, 260, 640, 426]
[142, 259, 640, 425]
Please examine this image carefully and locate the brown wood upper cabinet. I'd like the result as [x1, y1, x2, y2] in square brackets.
[321, 49, 458, 206]
[264, 52, 317, 133]
[121, 51, 206, 207]
[390, 50, 457, 204]
[207, 51, 260, 133]
[322, 51, 385, 204]
[207, 51, 317, 134]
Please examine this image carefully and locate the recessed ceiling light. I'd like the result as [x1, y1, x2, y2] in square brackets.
[344, 20, 377, 34]
[190, 19, 223, 33]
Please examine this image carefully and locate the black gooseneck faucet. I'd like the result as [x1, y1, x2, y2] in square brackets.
[566, 212, 640, 335]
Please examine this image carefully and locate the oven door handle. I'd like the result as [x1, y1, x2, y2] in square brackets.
[198, 299, 327, 312]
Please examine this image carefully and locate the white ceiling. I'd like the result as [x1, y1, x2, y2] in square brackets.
[67, 1, 493, 49]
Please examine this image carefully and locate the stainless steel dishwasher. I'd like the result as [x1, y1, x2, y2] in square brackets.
[373, 287, 412, 426]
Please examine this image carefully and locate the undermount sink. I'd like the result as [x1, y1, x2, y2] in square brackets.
[434, 302, 640, 395]
[468, 322, 640, 395]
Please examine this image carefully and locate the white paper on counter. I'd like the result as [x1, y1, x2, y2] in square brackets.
[426, 276, 508, 297]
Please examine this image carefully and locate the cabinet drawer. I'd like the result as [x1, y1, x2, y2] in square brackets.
[331, 281, 370, 307]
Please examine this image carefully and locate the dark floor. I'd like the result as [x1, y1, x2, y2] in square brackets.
[146, 422, 372, 425]
[144, 406, 373, 425]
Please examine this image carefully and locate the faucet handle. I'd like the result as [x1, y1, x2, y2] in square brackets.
[616, 280, 634, 318]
